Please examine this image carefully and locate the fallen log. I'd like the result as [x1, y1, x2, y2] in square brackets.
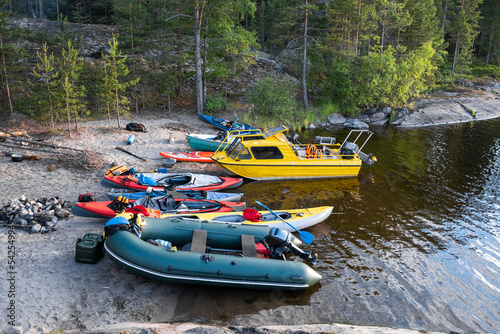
[0, 128, 39, 141]
[0, 143, 63, 154]
[0, 134, 85, 152]
[115, 146, 148, 162]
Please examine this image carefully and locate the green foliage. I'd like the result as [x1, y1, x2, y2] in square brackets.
[32, 43, 59, 127]
[248, 77, 300, 128]
[101, 34, 140, 128]
[205, 93, 227, 114]
[60, 40, 87, 135]
[468, 65, 500, 80]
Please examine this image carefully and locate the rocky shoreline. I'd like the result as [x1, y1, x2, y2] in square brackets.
[321, 83, 500, 130]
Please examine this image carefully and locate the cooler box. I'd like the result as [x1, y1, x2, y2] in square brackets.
[75, 233, 105, 264]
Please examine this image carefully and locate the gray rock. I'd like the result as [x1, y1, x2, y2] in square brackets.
[390, 116, 407, 126]
[18, 208, 29, 218]
[31, 223, 42, 233]
[454, 78, 474, 87]
[55, 208, 70, 218]
[395, 107, 408, 117]
[343, 119, 369, 130]
[45, 221, 56, 229]
[369, 112, 387, 122]
[308, 123, 316, 130]
[371, 118, 390, 126]
[380, 107, 392, 115]
[357, 114, 371, 123]
[367, 107, 378, 114]
[327, 113, 347, 124]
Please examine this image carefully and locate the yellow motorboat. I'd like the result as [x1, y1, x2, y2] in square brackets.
[211, 126, 377, 180]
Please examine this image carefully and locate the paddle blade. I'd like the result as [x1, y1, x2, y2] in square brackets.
[296, 229, 314, 244]
[255, 200, 314, 244]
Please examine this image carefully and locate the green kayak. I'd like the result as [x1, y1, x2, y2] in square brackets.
[104, 215, 322, 290]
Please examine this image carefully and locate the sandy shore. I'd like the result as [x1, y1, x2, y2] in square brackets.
[1, 98, 499, 334]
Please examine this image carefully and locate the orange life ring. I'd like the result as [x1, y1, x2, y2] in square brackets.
[314, 147, 323, 159]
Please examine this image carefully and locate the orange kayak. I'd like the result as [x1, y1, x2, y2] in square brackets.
[160, 151, 214, 162]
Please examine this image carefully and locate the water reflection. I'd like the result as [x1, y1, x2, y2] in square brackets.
[238, 177, 361, 211]
[171, 119, 500, 332]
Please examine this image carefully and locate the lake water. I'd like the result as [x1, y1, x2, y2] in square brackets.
[172, 118, 500, 333]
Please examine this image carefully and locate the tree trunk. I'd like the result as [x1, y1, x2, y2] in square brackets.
[129, 3, 139, 114]
[260, 0, 265, 47]
[202, 9, 209, 106]
[355, 0, 361, 56]
[66, 101, 72, 138]
[451, 32, 460, 77]
[38, 0, 43, 19]
[115, 88, 121, 128]
[302, 0, 309, 109]
[194, 1, 205, 114]
[0, 30, 14, 116]
[485, 21, 494, 65]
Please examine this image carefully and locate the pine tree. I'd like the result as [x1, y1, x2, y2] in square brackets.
[32, 42, 58, 128]
[0, 0, 14, 116]
[60, 40, 86, 136]
[102, 34, 139, 128]
[449, 0, 482, 77]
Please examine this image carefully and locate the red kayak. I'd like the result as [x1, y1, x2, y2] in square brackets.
[100, 172, 243, 192]
[71, 195, 246, 218]
[160, 151, 213, 163]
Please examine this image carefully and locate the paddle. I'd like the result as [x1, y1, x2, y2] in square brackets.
[228, 116, 239, 131]
[255, 201, 314, 245]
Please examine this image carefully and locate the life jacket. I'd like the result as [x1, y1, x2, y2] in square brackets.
[107, 195, 130, 213]
[243, 208, 262, 222]
[106, 165, 130, 176]
[125, 205, 150, 216]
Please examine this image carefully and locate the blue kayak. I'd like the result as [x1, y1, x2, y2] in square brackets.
[197, 113, 255, 131]
[107, 189, 244, 202]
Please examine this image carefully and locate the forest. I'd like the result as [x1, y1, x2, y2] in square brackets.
[0, 0, 499, 130]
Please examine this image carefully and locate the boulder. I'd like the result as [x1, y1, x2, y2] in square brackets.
[327, 113, 347, 125]
[371, 118, 390, 126]
[390, 116, 407, 126]
[454, 78, 474, 87]
[31, 223, 42, 233]
[343, 119, 369, 130]
[369, 112, 387, 122]
[395, 107, 409, 118]
[380, 107, 392, 115]
[357, 114, 371, 123]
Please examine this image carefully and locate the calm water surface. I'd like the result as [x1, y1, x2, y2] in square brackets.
[172, 118, 500, 333]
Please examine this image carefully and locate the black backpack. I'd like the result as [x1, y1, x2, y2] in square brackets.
[126, 122, 147, 132]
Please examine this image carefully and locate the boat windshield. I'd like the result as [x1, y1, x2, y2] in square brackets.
[225, 137, 241, 155]
[265, 126, 287, 137]
[229, 143, 246, 159]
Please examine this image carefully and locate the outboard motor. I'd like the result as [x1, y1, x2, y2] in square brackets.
[289, 133, 299, 144]
[338, 142, 359, 158]
[264, 228, 317, 264]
